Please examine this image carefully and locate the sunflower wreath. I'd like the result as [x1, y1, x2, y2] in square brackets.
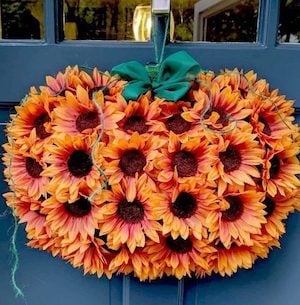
[3, 51, 300, 282]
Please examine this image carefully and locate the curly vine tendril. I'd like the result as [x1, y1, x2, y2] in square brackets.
[5, 96, 28, 301]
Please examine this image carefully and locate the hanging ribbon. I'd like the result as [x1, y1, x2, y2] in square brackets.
[111, 51, 201, 101]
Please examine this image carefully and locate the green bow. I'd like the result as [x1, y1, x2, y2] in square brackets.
[111, 51, 201, 101]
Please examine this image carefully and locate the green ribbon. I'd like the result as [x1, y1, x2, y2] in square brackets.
[111, 51, 201, 101]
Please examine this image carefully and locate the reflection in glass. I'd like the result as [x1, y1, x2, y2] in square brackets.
[132, 5, 152, 41]
[64, 0, 151, 40]
[278, 0, 300, 43]
[192, 0, 259, 42]
[0, 0, 44, 39]
[63, 0, 259, 42]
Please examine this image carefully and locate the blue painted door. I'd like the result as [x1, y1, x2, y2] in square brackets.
[0, 1, 299, 304]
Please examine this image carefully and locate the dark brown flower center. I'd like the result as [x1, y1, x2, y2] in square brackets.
[119, 149, 146, 176]
[205, 107, 229, 126]
[33, 113, 51, 139]
[64, 197, 92, 217]
[222, 196, 244, 222]
[269, 155, 280, 179]
[171, 192, 197, 218]
[117, 199, 144, 223]
[259, 116, 271, 136]
[172, 150, 197, 177]
[166, 236, 193, 253]
[25, 157, 43, 178]
[263, 197, 275, 217]
[239, 87, 248, 99]
[76, 111, 100, 132]
[219, 145, 241, 173]
[123, 115, 148, 134]
[165, 114, 192, 134]
[88, 86, 110, 99]
[67, 150, 93, 177]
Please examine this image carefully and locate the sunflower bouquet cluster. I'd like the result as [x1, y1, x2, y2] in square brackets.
[3, 53, 300, 281]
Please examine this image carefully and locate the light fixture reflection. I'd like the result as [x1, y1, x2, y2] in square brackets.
[133, 5, 174, 41]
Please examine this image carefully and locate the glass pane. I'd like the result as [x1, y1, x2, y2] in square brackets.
[64, 0, 151, 40]
[63, 0, 259, 42]
[175, 0, 259, 42]
[278, 0, 300, 43]
[0, 0, 44, 39]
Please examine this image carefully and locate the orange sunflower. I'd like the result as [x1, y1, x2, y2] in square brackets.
[182, 83, 252, 132]
[204, 240, 269, 277]
[102, 132, 165, 187]
[155, 132, 212, 187]
[7, 92, 59, 149]
[27, 234, 63, 257]
[108, 245, 154, 280]
[260, 194, 296, 239]
[41, 187, 101, 241]
[52, 86, 124, 137]
[206, 191, 266, 248]
[61, 236, 109, 278]
[249, 96, 294, 149]
[42, 134, 104, 202]
[3, 192, 50, 239]
[188, 70, 215, 102]
[3, 146, 49, 200]
[213, 69, 257, 99]
[146, 234, 216, 279]
[152, 183, 218, 240]
[208, 128, 264, 196]
[79, 67, 125, 99]
[40, 65, 82, 95]
[112, 93, 162, 139]
[262, 144, 300, 197]
[95, 175, 161, 253]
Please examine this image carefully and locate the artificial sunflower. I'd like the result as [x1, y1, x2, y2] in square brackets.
[183, 83, 252, 132]
[62, 236, 109, 278]
[260, 194, 295, 239]
[155, 132, 212, 187]
[102, 132, 165, 188]
[204, 240, 269, 277]
[112, 93, 162, 139]
[3, 146, 49, 200]
[249, 96, 294, 149]
[208, 128, 264, 196]
[42, 133, 104, 202]
[262, 143, 300, 197]
[79, 67, 125, 99]
[207, 190, 266, 248]
[152, 183, 218, 240]
[96, 175, 161, 253]
[53, 86, 124, 137]
[7, 91, 59, 150]
[40, 65, 82, 95]
[108, 245, 154, 281]
[41, 187, 101, 241]
[213, 69, 257, 98]
[3, 192, 49, 239]
[146, 234, 216, 279]
[156, 100, 203, 141]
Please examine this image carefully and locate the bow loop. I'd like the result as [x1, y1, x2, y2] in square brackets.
[111, 51, 201, 101]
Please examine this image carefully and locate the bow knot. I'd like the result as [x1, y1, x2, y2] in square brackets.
[111, 51, 201, 101]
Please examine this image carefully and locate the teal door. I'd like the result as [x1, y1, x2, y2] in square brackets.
[0, 1, 299, 304]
